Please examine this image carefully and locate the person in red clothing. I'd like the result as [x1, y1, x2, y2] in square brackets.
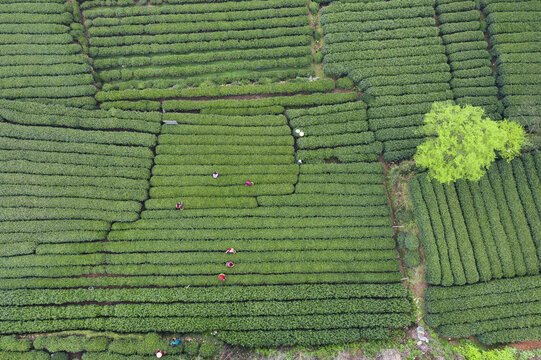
[226, 261, 234, 268]
[226, 248, 235, 254]
[219, 273, 226, 281]
[175, 202, 184, 210]
[245, 181, 253, 186]
[156, 350, 165, 358]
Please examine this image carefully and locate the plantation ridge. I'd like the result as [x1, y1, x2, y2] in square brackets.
[0, 0, 540, 358]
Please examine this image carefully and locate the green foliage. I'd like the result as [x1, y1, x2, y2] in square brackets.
[0, 336, 30, 352]
[415, 102, 527, 183]
[198, 342, 220, 359]
[408, 176, 441, 284]
[309, 1, 319, 15]
[85, 337, 109, 352]
[313, 51, 323, 64]
[336, 77, 353, 90]
[184, 341, 200, 356]
[404, 250, 420, 268]
[404, 234, 419, 250]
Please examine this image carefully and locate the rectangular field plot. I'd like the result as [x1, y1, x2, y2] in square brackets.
[321, 0, 453, 162]
[425, 275, 541, 344]
[0, 100, 157, 243]
[0, 0, 97, 108]
[411, 153, 541, 344]
[83, 0, 314, 97]
[0, 99, 410, 346]
[409, 153, 541, 286]
[484, 0, 541, 128]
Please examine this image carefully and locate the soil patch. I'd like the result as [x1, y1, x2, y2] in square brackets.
[510, 340, 541, 350]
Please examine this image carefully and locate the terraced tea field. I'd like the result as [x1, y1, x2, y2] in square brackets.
[0, 0, 540, 352]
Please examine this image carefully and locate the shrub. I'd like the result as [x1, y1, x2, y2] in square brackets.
[309, 1, 319, 15]
[85, 337, 109, 352]
[199, 342, 220, 359]
[0, 336, 30, 352]
[184, 341, 200, 356]
[405, 234, 419, 250]
[405, 250, 421, 268]
[336, 77, 353, 90]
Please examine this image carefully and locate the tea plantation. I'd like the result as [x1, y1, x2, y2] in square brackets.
[0, 0, 540, 354]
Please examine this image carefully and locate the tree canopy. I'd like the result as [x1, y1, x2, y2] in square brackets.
[414, 101, 526, 183]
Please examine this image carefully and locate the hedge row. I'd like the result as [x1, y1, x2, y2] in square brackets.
[152, 164, 298, 176]
[89, 26, 312, 47]
[0, 61, 90, 75]
[155, 154, 293, 166]
[0, 231, 107, 244]
[150, 174, 297, 187]
[0, 283, 406, 305]
[0, 272, 403, 291]
[479, 326, 541, 345]
[109, 226, 394, 241]
[98, 56, 312, 82]
[88, 8, 308, 27]
[486, 165, 529, 276]
[161, 123, 290, 135]
[0, 261, 401, 280]
[408, 176, 441, 284]
[1, 251, 399, 269]
[0, 312, 411, 335]
[430, 180, 467, 285]
[163, 92, 357, 111]
[0, 208, 140, 222]
[457, 178, 495, 279]
[0, 137, 153, 158]
[324, 27, 439, 44]
[296, 147, 380, 164]
[2, 160, 150, 179]
[0, 149, 151, 168]
[217, 328, 388, 347]
[0, 122, 156, 147]
[38, 238, 395, 255]
[0, 185, 147, 201]
[497, 160, 539, 272]
[83, 0, 307, 18]
[0, 297, 409, 322]
[324, 36, 441, 56]
[91, 35, 311, 58]
[477, 176, 517, 277]
[93, 44, 310, 69]
[467, 181, 504, 279]
[150, 184, 293, 198]
[88, 16, 309, 37]
[0, 33, 72, 45]
[322, 7, 435, 25]
[417, 175, 454, 286]
[96, 79, 333, 101]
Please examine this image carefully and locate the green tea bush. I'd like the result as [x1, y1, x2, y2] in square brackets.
[184, 341, 200, 356]
[405, 250, 421, 268]
[198, 342, 220, 359]
[0, 336, 30, 352]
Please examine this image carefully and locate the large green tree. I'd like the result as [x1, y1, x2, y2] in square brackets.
[414, 101, 526, 183]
